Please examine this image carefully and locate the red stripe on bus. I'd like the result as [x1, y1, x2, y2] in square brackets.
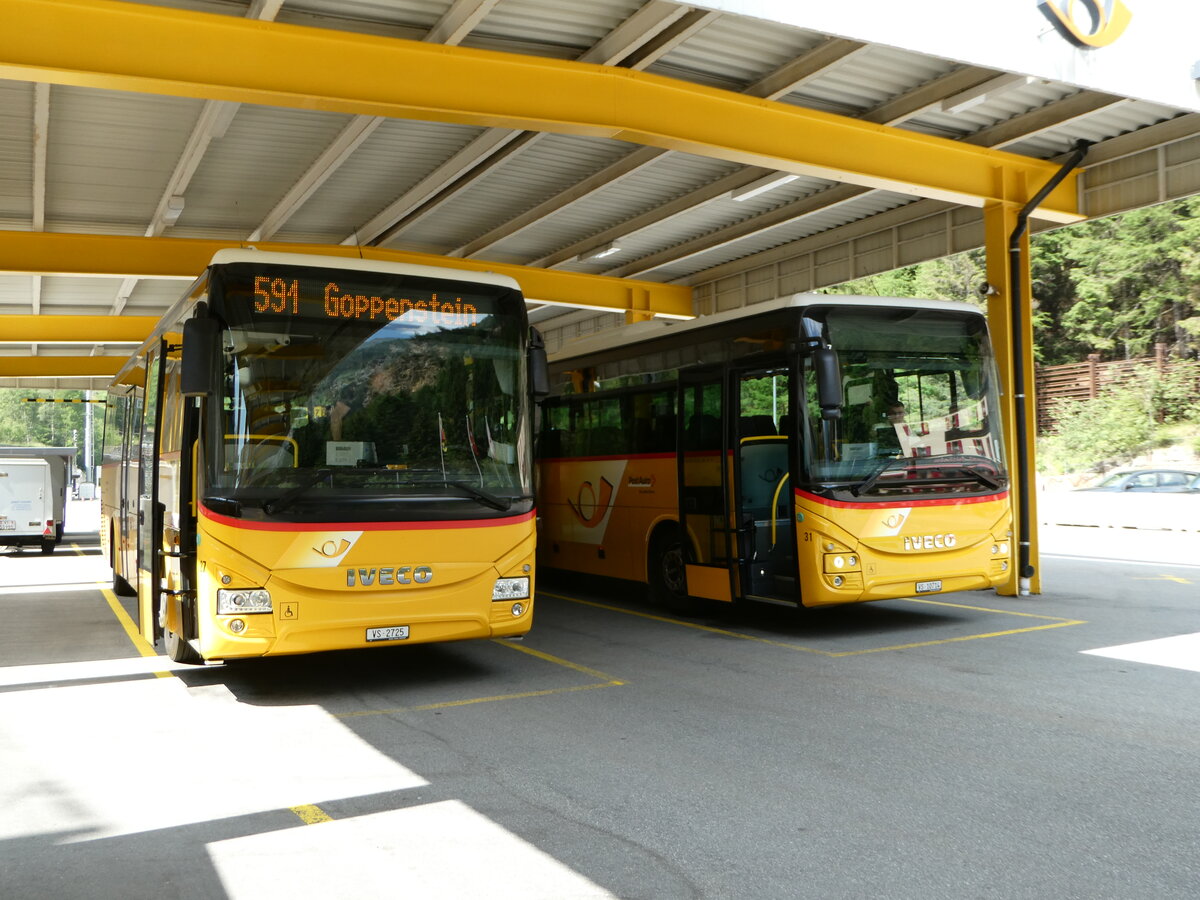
[795, 488, 1008, 510]
[198, 504, 535, 532]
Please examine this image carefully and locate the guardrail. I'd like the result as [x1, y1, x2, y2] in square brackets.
[1039, 490, 1200, 532]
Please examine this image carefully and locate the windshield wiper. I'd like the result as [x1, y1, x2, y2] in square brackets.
[849, 458, 1005, 496]
[942, 465, 1005, 491]
[849, 458, 906, 497]
[441, 480, 519, 512]
[263, 468, 333, 515]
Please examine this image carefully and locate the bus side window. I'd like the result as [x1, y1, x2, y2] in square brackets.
[687, 414, 721, 450]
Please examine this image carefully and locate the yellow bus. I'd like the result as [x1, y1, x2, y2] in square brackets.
[100, 250, 545, 664]
[537, 295, 1011, 612]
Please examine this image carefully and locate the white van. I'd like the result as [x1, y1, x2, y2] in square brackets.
[0, 457, 57, 553]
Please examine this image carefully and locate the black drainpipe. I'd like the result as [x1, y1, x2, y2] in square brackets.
[1008, 140, 1089, 594]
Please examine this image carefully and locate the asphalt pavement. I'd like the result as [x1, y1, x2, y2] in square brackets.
[1, 496, 1196, 899]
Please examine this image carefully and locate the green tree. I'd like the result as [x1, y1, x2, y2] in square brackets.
[0, 388, 92, 465]
[1038, 382, 1157, 474]
[1040, 198, 1200, 362]
[827, 198, 1200, 368]
[824, 266, 918, 298]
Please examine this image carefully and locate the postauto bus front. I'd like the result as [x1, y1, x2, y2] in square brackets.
[183, 256, 540, 660]
[796, 299, 1012, 606]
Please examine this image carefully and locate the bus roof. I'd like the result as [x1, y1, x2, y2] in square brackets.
[208, 249, 522, 292]
[549, 293, 985, 363]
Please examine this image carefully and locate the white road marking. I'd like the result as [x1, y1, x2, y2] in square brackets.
[0, 667, 427, 843]
[1082, 632, 1200, 674]
[209, 800, 619, 899]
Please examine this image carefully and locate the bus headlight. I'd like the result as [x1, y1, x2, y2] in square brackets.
[217, 588, 272, 615]
[493, 577, 530, 601]
[823, 553, 861, 574]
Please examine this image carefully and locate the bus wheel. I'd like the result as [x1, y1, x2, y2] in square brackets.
[165, 628, 204, 665]
[649, 530, 693, 614]
[40, 538, 55, 554]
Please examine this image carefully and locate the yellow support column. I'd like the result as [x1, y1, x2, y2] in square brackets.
[624, 286, 654, 325]
[984, 190, 1041, 596]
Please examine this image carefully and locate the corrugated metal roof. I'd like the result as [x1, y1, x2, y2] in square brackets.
[1, 0, 1198, 387]
[652, 12, 822, 90]
[0, 82, 34, 226]
[276, 118, 487, 243]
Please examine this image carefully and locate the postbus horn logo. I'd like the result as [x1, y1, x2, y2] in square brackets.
[568, 477, 615, 528]
[1040, 0, 1132, 48]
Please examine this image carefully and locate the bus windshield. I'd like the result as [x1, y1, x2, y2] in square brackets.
[801, 304, 1008, 501]
[202, 263, 532, 521]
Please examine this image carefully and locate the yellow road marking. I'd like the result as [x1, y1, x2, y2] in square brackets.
[1134, 574, 1193, 585]
[492, 638, 625, 684]
[826, 620, 1086, 656]
[291, 804, 333, 824]
[78, 535, 168, 665]
[542, 591, 837, 655]
[902, 596, 1083, 622]
[98, 585, 176, 679]
[542, 590, 1086, 657]
[335, 680, 623, 719]
[337, 639, 625, 718]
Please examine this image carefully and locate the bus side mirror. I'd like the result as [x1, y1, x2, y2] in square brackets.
[813, 347, 843, 420]
[530, 327, 550, 403]
[181, 317, 219, 398]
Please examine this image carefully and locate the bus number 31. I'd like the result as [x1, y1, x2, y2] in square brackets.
[253, 276, 300, 314]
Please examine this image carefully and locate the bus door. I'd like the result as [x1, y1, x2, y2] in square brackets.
[733, 367, 798, 605]
[677, 368, 735, 603]
[136, 340, 167, 646]
[116, 387, 142, 593]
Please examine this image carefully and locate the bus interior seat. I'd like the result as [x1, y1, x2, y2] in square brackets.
[740, 415, 776, 437]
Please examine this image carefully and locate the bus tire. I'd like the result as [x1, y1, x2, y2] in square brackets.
[40, 538, 55, 554]
[165, 628, 204, 665]
[649, 528, 696, 614]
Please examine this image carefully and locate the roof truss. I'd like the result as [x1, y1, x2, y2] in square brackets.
[2, 0, 1081, 222]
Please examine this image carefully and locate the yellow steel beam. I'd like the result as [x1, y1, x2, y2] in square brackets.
[0, 357, 125, 378]
[2, 315, 159, 344]
[0, 232, 693, 318]
[0, 0, 1081, 222]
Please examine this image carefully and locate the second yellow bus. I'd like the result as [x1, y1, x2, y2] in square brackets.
[536, 295, 1012, 612]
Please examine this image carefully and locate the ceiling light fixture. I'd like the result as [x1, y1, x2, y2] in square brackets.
[730, 172, 798, 202]
[161, 195, 186, 226]
[939, 74, 1036, 114]
[578, 242, 622, 261]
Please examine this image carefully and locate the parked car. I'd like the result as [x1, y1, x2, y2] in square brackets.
[1076, 468, 1200, 492]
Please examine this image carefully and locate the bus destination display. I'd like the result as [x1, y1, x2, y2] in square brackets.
[251, 275, 481, 328]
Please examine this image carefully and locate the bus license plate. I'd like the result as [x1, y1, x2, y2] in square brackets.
[0, 519, 14, 531]
[915, 580, 942, 594]
[366, 626, 409, 642]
